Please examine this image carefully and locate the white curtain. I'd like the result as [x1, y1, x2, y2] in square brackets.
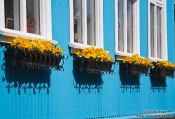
[127, 0, 134, 53]
[26, 0, 40, 35]
[87, 0, 96, 46]
[157, 7, 162, 59]
[118, 0, 124, 52]
[150, 4, 155, 57]
[74, 0, 83, 43]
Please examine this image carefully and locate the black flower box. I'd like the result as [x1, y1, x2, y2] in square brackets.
[151, 68, 174, 78]
[73, 56, 113, 74]
[4, 47, 63, 70]
[119, 62, 149, 75]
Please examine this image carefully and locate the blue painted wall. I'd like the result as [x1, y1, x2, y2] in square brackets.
[0, 0, 175, 119]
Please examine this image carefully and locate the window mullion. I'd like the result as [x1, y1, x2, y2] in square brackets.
[99, 0, 103, 48]
[95, 0, 99, 47]
[70, 0, 74, 43]
[164, 1, 167, 60]
[133, 2, 136, 53]
[101, 0, 104, 48]
[148, 2, 151, 58]
[161, 5, 166, 59]
[124, 0, 127, 53]
[0, 0, 5, 29]
[161, 8, 163, 59]
[136, 0, 140, 55]
[45, 0, 52, 39]
[115, 0, 118, 52]
[20, 0, 27, 32]
[82, 0, 87, 45]
[154, 5, 157, 58]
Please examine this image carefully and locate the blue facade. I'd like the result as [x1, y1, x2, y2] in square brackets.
[0, 0, 175, 119]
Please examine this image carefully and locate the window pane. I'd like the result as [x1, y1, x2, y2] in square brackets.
[127, 0, 134, 53]
[5, 0, 20, 30]
[118, 0, 124, 52]
[74, 0, 83, 43]
[157, 7, 162, 59]
[87, 0, 96, 46]
[27, 0, 40, 35]
[150, 4, 155, 57]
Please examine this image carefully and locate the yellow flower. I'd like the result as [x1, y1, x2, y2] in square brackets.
[120, 54, 153, 68]
[73, 47, 113, 62]
[11, 37, 63, 56]
[154, 60, 175, 70]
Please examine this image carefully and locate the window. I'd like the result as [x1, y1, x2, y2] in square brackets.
[115, 0, 140, 56]
[70, 0, 103, 49]
[0, 0, 52, 39]
[148, 0, 167, 60]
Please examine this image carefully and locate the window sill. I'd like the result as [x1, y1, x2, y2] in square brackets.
[115, 51, 137, 57]
[149, 57, 167, 62]
[69, 42, 102, 49]
[0, 28, 57, 44]
[69, 42, 109, 53]
[115, 51, 140, 62]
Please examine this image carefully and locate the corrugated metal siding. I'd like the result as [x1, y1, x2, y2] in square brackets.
[0, 0, 175, 119]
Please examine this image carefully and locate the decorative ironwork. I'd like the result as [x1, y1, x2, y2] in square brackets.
[73, 56, 114, 74]
[4, 46, 65, 70]
[119, 62, 148, 75]
[151, 68, 174, 78]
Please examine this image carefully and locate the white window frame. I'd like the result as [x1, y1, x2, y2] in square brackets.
[0, 0, 52, 40]
[69, 0, 103, 49]
[115, 0, 140, 56]
[148, 0, 167, 61]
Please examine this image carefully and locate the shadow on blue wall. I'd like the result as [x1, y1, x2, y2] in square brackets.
[71, 52, 104, 94]
[73, 70, 103, 94]
[150, 69, 167, 93]
[119, 63, 140, 93]
[1, 49, 51, 95]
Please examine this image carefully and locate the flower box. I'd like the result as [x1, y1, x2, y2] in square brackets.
[151, 61, 175, 78]
[151, 68, 174, 78]
[5, 47, 63, 69]
[118, 54, 152, 75]
[72, 47, 113, 73]
[5, 37, 64, 70]
[73, 56, 113, 73]
[119, 62, 148, 75]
